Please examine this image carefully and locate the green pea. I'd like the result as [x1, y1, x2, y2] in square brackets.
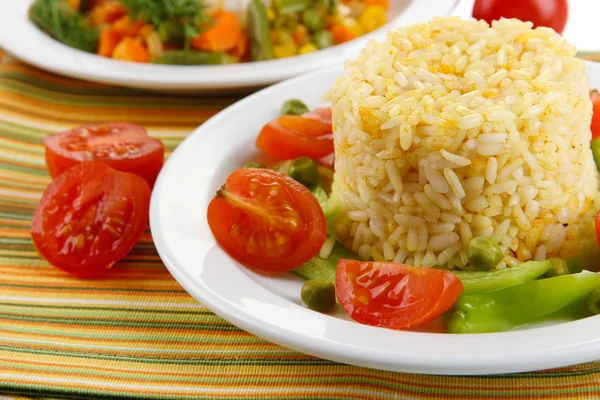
[158, 20, 185, 47]
[544, 258, 569, 278]
[467, 236, 503, 271]
[586, 288, 600, 315]
[302, 9, 325, 32]
[244, 162, 266, 169]
[274, 13, 299, 32]
[313, 30, 334, 49]
[289, 157, 319, 187]
[324, 0, 338, 14]
[281, 98, 309, 116]
[301, 279, 336, 311]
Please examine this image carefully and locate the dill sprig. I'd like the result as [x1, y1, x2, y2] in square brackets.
[120, 0, 210, 50]
[29, 0, 99, 53]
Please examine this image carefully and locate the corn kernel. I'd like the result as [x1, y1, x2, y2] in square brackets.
[267, 8, 276, 22]
[343, 17, 364, 37]
[358, 6, 386, 33]
[274, 42, 298, 58]
[325, 13, 343, 26]
[299, 43, 318, 54]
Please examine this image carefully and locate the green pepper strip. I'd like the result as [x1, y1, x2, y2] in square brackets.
[447, 271, 600, 334]
[452, 260, 553, 295]
[293, 241, 355, 284]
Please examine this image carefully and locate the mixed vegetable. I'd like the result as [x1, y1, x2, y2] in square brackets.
[205, 93, 600, 334]
[29, 0, 388, 65]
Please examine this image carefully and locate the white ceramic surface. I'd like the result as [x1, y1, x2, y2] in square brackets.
[0, 0, 457, 92]
[453, 0, 600, 54]
[150, 61, 600, 375]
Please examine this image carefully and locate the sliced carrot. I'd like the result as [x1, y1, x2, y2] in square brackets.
[98, 28, 122, 57]
[113, 15, 146, 37]
[89, 1, 127, 25]
[230, 32, 249, 59]
[330, 24, 358, 44]
[270, 29, 278, 44]
[292, 25, 309, 45]
[363, 0, 389, 10]
[191, 11, 242, 52]
[111, 37, 150, 63]
[67, 0, 80, 11]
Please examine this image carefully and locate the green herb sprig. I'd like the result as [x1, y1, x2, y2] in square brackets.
[29, 0, 99, 53]
[120, 0, 210, 50]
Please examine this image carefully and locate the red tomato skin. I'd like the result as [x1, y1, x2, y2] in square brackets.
[44, 122, 164, 186]
[31, 162, 151, 278]
[207, 168, 327, 272]
[591, 91, 600, 140]
[256, 108, 334, 160]
[472, 0, 568, 33]
[336, 260, 463, 330]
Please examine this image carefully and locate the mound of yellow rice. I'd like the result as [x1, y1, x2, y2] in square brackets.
[330, 16, 599, 269]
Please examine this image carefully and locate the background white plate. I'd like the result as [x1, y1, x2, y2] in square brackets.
[0, 0, 457, 92]
[150, 61, 600, 375]
[453, 0, 600, 54]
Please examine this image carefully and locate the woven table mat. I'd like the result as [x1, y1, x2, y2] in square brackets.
[1, 51, 600, 399]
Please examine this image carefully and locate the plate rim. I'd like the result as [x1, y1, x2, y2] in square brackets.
[0, 0, 458, 90]
[150, 60, 600, 375]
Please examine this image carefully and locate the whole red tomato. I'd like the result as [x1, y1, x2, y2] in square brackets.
[472, 0, 568, 34]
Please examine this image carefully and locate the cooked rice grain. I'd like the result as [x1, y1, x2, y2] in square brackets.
[331, 17, 599, 267]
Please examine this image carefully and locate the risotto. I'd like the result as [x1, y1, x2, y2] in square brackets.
[330, 16, 599, 269]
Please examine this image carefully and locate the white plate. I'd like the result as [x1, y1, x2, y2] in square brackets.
[0, 0, 456, 92]
[150, 61, 600, 375]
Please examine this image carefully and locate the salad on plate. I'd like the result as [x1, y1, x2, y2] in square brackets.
[28, 0, 388, 64]
[204, 17, 600, 334]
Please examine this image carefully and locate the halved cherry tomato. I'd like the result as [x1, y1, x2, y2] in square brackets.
[44, 123, 164, 186]
[256, 107, 333, 160]
[336, 260, 463, 329]
[591, 90, 600, 140]
[207, 168, 327, 272]
[31, 162, 151, 278]
[472, 0, 568, 34]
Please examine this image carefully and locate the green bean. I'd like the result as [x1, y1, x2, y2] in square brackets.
[448, 271, 600, 333]
[153, 51, 236, 65]
[591, 138, 600, 172]
[587, 288, 600, 315]
[281, 99, 309, 115]
[453, 260, 553, 296]
[273, 0, 313, 13]
[248, 0, 275, 61]
[313, 30, 334, 49]
[467, 236, 503, 271]
[302, 9, 325, 32]
[544, 258, 569, 278]
[158, 20, 185, 46]
[301, 279, 336, 311]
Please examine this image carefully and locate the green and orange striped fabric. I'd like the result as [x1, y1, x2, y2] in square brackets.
[2, 51, 600, 400]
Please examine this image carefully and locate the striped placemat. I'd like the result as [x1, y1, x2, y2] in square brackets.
[2, 51, 600, 399]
